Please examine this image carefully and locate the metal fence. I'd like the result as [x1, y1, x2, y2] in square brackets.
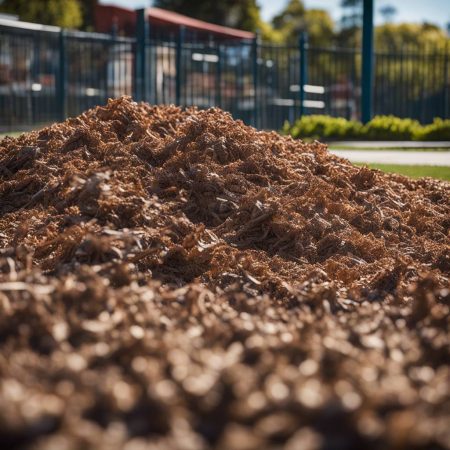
[0, 19, 134, 131]
[0, 16, 449, 132]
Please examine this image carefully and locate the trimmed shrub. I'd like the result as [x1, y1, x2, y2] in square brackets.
[362, 115, 420, 140]
[283, 114, 449, 141]
[414, 118, 450, 141]
[283, 115, 362, 140]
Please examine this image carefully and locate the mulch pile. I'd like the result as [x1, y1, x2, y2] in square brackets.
[0, 97, 449, 450]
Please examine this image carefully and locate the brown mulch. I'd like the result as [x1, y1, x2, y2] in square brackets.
[0, 97, 448, 450]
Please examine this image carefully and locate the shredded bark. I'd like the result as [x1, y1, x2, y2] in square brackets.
[0, 97, 448, 450]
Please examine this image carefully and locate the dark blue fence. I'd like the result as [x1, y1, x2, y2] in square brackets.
[0, 16, 449, 132]
[0, 19, 134, 131]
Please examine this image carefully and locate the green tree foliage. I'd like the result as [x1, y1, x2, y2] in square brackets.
[0, 0, 83, 28]
[271, 0, 335, 46]
[304, 9, 335, 47]
[379, 4, 397, 23]
[340, 0, 362, 29]
[154, 0, 262, 32]
[337, 0, 449, 50]
[258, 21, 283, 43]
[337, 0, 362, 47]
[272, 0, 305, 31]
[376, 22, 449, 51]
[77, 0, 98, 31]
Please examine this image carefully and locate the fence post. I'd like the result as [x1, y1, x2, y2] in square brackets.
[252, 32, 260, 128]
[176, 26, 185, 106]
[58, 29, 67, 122]
[109, 22, 118, 99]
[361, 0, 374, 123]
[134, 8, 148, 102]
[299, 31, 308, 118]
[216, 43, 222, 108]
[444, 41, 449, 119]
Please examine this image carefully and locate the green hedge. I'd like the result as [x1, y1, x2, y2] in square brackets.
[363, 116, 420, 140]
[414, 118, 450, 141]
[283, 115, 450, 141]
[282, 115, 362, 140]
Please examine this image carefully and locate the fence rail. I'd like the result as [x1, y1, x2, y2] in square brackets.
[0, 16, 449, 132]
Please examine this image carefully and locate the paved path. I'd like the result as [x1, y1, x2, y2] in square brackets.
[328, 141, 450, 149]
[330, 150, 450, 166]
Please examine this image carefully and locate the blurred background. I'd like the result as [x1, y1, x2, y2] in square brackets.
[0, 0, 449, 138]
[2, 0, 448, 47]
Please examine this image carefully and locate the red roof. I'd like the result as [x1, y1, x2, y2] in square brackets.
[95, 5, 255, 40]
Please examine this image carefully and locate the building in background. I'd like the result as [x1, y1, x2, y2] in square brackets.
[94, 4, 255, 41]
[94, 4, 256, 109]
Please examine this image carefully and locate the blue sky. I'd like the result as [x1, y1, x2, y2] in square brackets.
[101, 0, 450, 29]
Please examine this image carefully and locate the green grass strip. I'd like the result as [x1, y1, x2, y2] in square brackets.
[357, 164, 450, 181]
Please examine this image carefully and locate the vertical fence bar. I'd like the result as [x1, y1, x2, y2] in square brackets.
[399, 46, 405, 117]
[252, 33, 260, 128]
[134, 8, 148, 101]
[216, 44, 222, 107]
[361, 0, 374, 123]
[58, 29, 67, 122]
[110, 23, 118, 99]
[444, 42, 449, 119]
[419, 46, 426, 123]
[299, 31, 308, 118]
[176, 26, 185, 106]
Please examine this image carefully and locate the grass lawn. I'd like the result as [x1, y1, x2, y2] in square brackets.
[357, 163, 450, 181]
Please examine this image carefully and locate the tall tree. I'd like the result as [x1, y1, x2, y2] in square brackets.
[77, 0, 98, 31]
[0, 0, 83, 28]
[379, 4, 397, 23]
[337, 0, 362, 47]
[272, 0, 334, 47]
[272, 0, 305, 31]
[376, 22, 449, 51]
[154, 0, 262, 32]
[340, 0, 362, 29]
[304, 9, 335, 47]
